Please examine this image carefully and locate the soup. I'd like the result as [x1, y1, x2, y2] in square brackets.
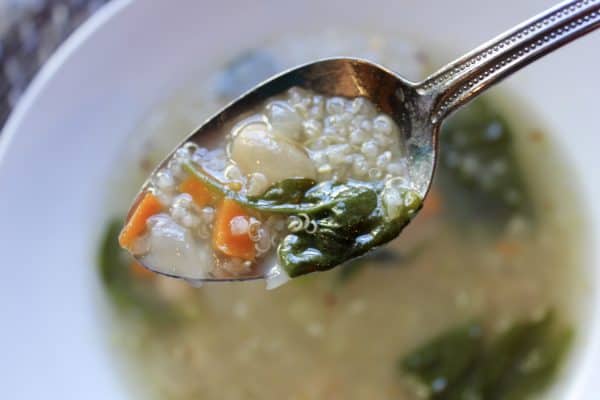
[98, 31, 585, 399]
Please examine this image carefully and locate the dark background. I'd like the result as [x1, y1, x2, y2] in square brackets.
[0, 0, 110, 127]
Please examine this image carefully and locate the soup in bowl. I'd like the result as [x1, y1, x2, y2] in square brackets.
[0, 1, 597, 399]
[98, 29, 586, 400]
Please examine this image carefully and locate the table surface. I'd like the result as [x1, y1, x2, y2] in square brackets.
[0, 0, 110, 128]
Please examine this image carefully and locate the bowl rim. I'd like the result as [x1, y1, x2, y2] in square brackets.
[0, 0, 132, 161]
[0, 0, 598, 398]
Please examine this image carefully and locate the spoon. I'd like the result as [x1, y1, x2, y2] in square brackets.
[127, 0, 600, 283]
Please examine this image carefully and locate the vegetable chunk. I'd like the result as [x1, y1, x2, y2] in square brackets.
[179, 176, 214, 207]
[119, 192, 162, 249]
[213, 198, 256, 260]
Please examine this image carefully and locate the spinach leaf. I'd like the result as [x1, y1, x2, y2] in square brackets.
[400, 311, 573, 400]
[500, 326, 572, 400]
[480, 315, 552, 396]
[304, 181, 379, 226]
[183, 161, 422, 277]
[183, 162, 380, 216]
[402, 322, 484, 398]
[481, 312, 573, 400]
[277, 181, 422, 277]
[251, 178, 316, 205]
[437, 99, 532, 228]
[98, 218, 179, 324]
[277, 181, 382, 277]
[99, 218, 130, 289]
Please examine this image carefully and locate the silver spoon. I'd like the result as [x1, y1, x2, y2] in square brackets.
[128, 0, 600, 283]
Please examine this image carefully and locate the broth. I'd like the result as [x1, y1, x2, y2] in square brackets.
[98, 31, 585, 400]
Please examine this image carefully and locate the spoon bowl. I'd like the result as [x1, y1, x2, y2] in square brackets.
[128, 58, 435, 284]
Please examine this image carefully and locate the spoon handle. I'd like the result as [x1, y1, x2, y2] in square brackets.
[417, 0, 600, 124]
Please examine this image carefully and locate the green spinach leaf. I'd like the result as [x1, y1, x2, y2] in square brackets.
[277, 181, 382, 277]
[183, 162, 422, 277]
[400, 311, 573, 400]
[481, 312, 573, 400]
[402, 322, 484, 398]
[277, 181, 422, 277]
[98, 218, 179, 324]
[438, 99, 532, 228]
[251, 178, 316, 205]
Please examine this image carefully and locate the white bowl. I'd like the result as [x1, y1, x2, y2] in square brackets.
[0, 0, 598, 398]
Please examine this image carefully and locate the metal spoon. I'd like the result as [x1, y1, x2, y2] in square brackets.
[128, 0, 600, 283]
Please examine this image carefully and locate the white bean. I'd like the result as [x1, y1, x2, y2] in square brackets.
[231, 122, 316, 186]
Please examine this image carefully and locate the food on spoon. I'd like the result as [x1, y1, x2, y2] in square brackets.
[178, 176, 213, 207]
[230, 120, 317, 186]
[119, 87, 422, 286]
[118, 192, 163, 250]
[212, 198, 257, 261]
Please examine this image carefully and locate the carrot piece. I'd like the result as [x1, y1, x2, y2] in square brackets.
[179, 176, 214, 207]
[212, 198, 256, 260]
[129, 259, 155, 280]
[495, 240, 522, 258]
[119, 192, 162, 250]
[419, 188, 442, 219]
[529, 130, 545, 143]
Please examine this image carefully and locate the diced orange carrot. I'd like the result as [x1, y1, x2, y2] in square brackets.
[119, 192, 163, 250]
[495, 240, 522, 258]
[179, 176, 214, 207]
[420, 188, 442, 219]
[212, 198, 256, 260]
[129, 259, 155, 280]
[529, 130, 545, 143]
